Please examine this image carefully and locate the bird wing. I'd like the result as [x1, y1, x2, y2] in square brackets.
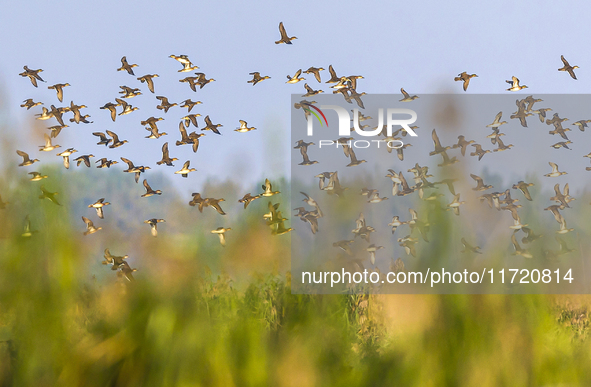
[279, 22, 288, 39]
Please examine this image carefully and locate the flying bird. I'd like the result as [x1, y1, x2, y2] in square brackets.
[117, 56, 138, 75]
[144, 219, 165, 237]
[275, 22, 297, 44]
[454, 72, 478, 91]
[558, 55, 578, 80]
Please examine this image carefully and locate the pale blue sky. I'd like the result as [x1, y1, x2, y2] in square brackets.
[1, 0, 591, 196]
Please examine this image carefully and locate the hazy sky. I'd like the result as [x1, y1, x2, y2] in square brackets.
[1, 0, 591, 196]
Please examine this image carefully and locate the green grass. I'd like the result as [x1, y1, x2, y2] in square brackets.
[1, 165, 591, 386]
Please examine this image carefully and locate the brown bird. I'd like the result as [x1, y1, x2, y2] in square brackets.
[470, 174, 492, 191]
[304, 67, 324, 82]
[20, 99, 43, 110]
[275, 22, 297, 44]
[247, 72, 271, 86]
[117, 261, 137, 281]
[558, 55, 579, 80]
[48, 83, 70, 102]
[170, 54, 199, 72]
[302, 83, 323, 97]
[238, 193, 260, 209]
[175, 160, 196, 177]
[56, 148, 77, 169]
[137, 74, 159, 93]
[144, 219, 165, 237]
[202, 115, 222, 135]
[156, 96, 177, 113]
[100, 102, 119, 122]
[74, 154, 95, 168]
[512, 181, 534, 201]
[461, 238, 482, 254]
[452, 135, 474, 156]
[141, 179, 162, 197]
[156, 142, 178, 166]
[470, 144, 491, 161]
[96, 158, 118, 168]
[204, 198, 226, 215]
[211, 227, 232, 246]
[117, 56, 138, 75]
[39, 185, 61, 206]
[180, 99, 202, 112]
[16, 150, 40, 166]
[429, 129, 450, 156]
[88, 198, 110, 219]
[19, 66, 45, 87]
[92, 132, 111, 147]
[82, 216, 101, 235]
[454, 72, 478, 91]
[106, 130, 128, 148]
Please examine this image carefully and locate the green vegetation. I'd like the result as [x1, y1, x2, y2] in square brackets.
[1, 165, 591, 386]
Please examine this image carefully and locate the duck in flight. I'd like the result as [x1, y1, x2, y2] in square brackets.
[180, 99, 202, 112]
[202, 115, 222, 135]
[96, 158, 118, 168]
[156, 142, 178, 166]
[117, 56, 138, 75]
[19, 66, 45, 87]
[48, 83, 70, 102]
[506, 76, 528, 91]
[74, 154, 95, 168]
[175, 160, 196, 177]
[544, 162, 567, 177]
[100, 102, 119, 122]
[211, 227, 231, 246]
[302, 83, 323, 97]
[141, 179, 162, 197]
[39, 134, 60, 152]
[88, 198, 110, 219]
[461, 238, 482, 254]
[247, 72, 270, 86]
[261, 178, 280, 197]
[120, 157, 150, 183]
[115, 98, 139, 115]
[20, 99, 42, 110]
[106, 130, 128, 148]
[304, 67, 324, 82]
[156, 96, 178, 113]
[21, 215, 37, 237]
[558, 55, 578, 80]
[144, 219, 165, 237]
[399, 88, 418, 102]
[57, 148, 77, 169]
[16, 150, 40, 166]
[39, 185, 61, 206]
[170, 54, 199, 72]
[137, 74, 159, 93]
[294, 140, 317, 165]
[454, 72, 478, 91]
[28, 172, 48, 182]
[82, 217, 101, 235]
[275, 22, 297, 44]
[235, 120, 256, 133]
[238, 193, 260, 209]
[286, 69, 305, 84]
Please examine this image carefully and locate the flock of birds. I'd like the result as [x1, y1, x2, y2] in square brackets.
[1, 21, 587, 282]
[289, 55, 586, 274]
[5, 23, 315, 281]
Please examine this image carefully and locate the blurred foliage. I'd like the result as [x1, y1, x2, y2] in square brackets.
[1, 143, 591, 386]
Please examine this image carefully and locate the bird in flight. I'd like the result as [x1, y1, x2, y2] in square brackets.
[275, 22, 297, 44]
[558, 55, 578, 80]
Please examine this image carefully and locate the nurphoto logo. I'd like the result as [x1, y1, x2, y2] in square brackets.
[303, 102, 418, 137]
